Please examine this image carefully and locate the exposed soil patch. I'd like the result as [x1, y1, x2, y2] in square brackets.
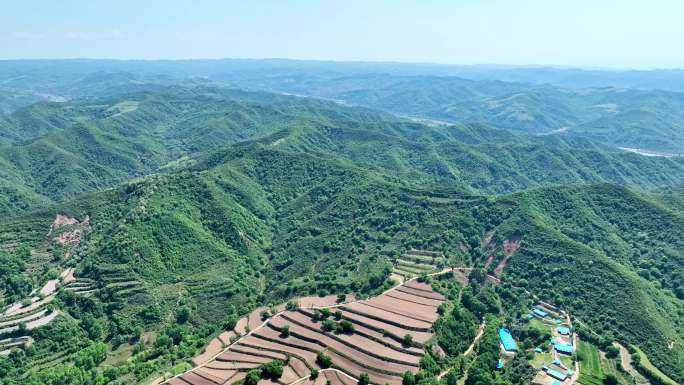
[493, 258, 508, 277]
[452, 269, 470, 286]
[50, 213, 79, 228]
[38, 279, 59, 296]
[484, 275, 501, 285]
[172, 279, 445, 385]
[60, 267, 75, 284]
[493, 236, 522, 277]
[503, 236, 522, 257]
[47, 213, 91, 258]
[484, 254, 495, 269]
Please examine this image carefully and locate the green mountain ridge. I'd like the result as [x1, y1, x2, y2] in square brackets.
[0, 81, 682, 385]
[3, 60, 684, 152]
[197, 69, 684, 152]
[1, 142, 682, 383]
[2, 87, 684, 217]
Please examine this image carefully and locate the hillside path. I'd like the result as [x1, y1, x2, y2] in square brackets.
[437, 320, 486, 380]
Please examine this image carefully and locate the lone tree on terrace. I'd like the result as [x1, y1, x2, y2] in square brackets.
[402, 334, 414, 348]
[316, 352, 333, 368]
[358, 372, 370, 385]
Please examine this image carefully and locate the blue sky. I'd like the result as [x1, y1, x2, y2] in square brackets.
[2, 0, 683, 69]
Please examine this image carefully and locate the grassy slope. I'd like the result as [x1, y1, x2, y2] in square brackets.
[4, 62, 684, 151]
[263, 117, 684, 195]
[0, 89, 394, 214]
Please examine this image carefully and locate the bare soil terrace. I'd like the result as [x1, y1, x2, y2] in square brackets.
[164, 278, 448, 385]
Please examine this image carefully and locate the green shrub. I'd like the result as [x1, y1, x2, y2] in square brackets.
[245, 369, 262, 385]
[322, 320, 336, 332]
[260, 360, 284, 380]
[338, 320, 354, 334]
[402, 371, 416, 385]
[316, 352, 332, 368]
[358, 372, 370, 385]
[402, 334, 414, 348]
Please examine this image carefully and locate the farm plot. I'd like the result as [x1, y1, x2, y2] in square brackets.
[63, 278, 98, 295]
[574, 341, 650, 385]
[0, 336, 33, 356]
[92, 264, 148, 299]
[165, 280, 446, 385]
[392, 250, 444, 279]
[577, 341, 603, 385]
[0, 266, 78, 339]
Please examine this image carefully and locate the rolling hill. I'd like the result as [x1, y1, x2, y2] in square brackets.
[220, 73, 684, 153]
[1, 87, 684, 217]
[3, 59, 684, 153]
[0, 71, 682, 385]
[1, 140, 682, 383]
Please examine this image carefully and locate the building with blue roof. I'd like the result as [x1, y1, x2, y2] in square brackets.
[552, 381, 562, 385]
[496, 359, 504, 370]
[544, 366, 568, 381]
[554, 342, 573, 355]
[557, 326, 571, 335]
[498, 328, 518, 352]
[533, 308, 548, 318]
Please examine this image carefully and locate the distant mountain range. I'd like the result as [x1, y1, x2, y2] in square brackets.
[3, 59, 684, 153]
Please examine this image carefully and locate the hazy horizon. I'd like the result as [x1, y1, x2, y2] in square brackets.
[3, 0, 684, 70]
[0, 57, 682, 73]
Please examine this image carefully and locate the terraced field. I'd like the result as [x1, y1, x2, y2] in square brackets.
[63, 278, 98, 295]
[94, 264, 147, 299]
[0, 336, 33, 356]
[164, 280, 446, 385]
[391, 250, 444, 281]
[0, 267, 75, 337]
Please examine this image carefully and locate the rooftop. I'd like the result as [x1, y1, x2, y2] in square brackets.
[544, 367, 568, 381]
[554, 342, 573, 354]
[499, 328, 518, 352]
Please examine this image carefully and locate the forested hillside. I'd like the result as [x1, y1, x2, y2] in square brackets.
[2, 86, 684, 216]
[218, 73, 684, 152]
[3, 60, 684, 152]
[0, 64, 682, 385]
[1, 141, 682, 384]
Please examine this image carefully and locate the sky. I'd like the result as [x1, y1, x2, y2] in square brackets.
[2, 0, 683, 69]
